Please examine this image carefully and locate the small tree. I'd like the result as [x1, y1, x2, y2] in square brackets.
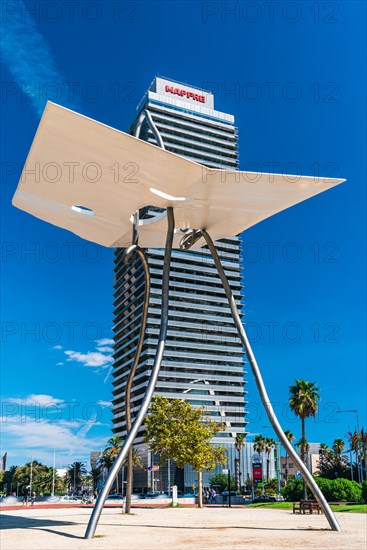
[208, 473, 236, 493]
[144, 396, 227, 508]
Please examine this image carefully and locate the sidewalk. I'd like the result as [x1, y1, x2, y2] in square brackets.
[1, 506, 366, 550]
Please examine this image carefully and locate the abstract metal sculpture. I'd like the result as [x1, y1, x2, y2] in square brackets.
[13, 102, 345, 537]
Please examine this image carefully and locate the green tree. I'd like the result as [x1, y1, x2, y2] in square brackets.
[283, 429, 295, 485]
[1, 465, 18, 493]
[99, 438, 143, 504]
[317, 439, 351, 479]
[144, 396, 227, 508]
[264, 437, 275, 481]
[361, 479, 367, 504]
[34, 468, 65, 494]
[103, 436, 123, 493]
[208, 473, 236, 493]
[289, 378, 320, 499]
[253, 434, 266, 490]
[281, 477, 304, 501]
[125, 447, 143, 513]
[89, 467, 101, 490]
[264, 477, 278, 495]
[235, 433, 246, 491]
[13, 461, 50, 494]
[67, 461, 87, 491]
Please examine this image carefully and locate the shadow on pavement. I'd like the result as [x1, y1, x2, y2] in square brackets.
[114, 524, 329, 532]
[0, 514, 83, 539]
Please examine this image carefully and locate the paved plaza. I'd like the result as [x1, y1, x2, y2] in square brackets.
[1, 506, 366, 550]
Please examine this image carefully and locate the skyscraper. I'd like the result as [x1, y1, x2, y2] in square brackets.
[112, 77, 247, 491]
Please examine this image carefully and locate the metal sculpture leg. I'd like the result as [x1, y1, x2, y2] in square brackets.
[84, 207, 175, 539]
[198, 229, 341, 532]
[123, 243, 151, 513]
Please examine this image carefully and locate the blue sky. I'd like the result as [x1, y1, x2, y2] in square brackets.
[1, 0, 365, 468]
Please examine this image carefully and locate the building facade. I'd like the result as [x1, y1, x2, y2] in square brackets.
[112, 77, 247, 492]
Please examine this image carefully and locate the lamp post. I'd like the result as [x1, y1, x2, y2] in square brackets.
[51, 451, 56, 496]
[29, 456, 33, 494]
[336, 409, 363, 482]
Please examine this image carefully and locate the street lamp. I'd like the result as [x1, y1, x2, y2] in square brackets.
[51, 451, 56, 496]
[12, 101, 345, 536]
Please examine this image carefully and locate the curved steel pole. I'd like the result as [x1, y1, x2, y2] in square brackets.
[85, 207, 175, 539]
[124, 244, 151, 513]
[134, 110, 165, 150]
[200, 229, 341, 532]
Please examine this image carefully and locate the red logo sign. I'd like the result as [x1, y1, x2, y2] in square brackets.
[252, 462, 263, 480]
[165, 85, 205, 103]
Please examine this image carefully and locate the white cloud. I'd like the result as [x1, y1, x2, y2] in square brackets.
[96, 338, 114, 347]
[7, 394, 65, 407]
[65, 350, 113, 368]
[1, 414, 104, 457]
[1, 1, 79, 115]
[56, 362, 64, 366]
[96, 346, 114, 353]
[52, 345, 63, 350]
[96, 400, 112, 408]
[1, 391, 109, 462]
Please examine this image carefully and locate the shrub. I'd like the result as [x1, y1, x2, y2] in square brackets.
[281, 478, 304, 501]
[362, 480, 367, 504]
[316, 477, 362, 503]
[282, 477, 363, 502]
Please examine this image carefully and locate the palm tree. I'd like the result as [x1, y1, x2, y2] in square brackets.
[2, 465, 18, 494]
[283, 429, 295, 484]
[103, 436, 123, 493]
[125, 447, 143, 513]
[253, 434, 266, 491]
[35, 468, 65, 494]
[289, 378, 320, 499]
[67, 461, 87, 492]
[90, 467, 101, 490]
[332, 438, 345, 456]
[264, 437, 275, 480]
[235, 433, 246, 491]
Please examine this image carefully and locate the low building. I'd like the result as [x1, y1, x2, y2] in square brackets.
[281, 442, 322, 479]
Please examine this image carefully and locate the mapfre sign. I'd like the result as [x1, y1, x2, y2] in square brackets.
[165, 85, 206, 103]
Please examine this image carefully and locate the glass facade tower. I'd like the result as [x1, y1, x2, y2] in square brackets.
[112, 77, 247, 490]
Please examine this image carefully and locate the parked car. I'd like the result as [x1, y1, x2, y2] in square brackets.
[181, 493, 197, 498]
[145, 491, 161, 498]
[220, 491, 238, 497]
[106, 494, 124, 501]
[253, 496, 277, 503]
[60, 495, 81, 502]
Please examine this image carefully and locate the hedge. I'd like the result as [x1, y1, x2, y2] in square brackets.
[281, 477, 363, 503]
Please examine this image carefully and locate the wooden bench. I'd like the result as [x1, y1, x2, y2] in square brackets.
[309, 501, 322, 514]
[293, 500, 323, 514]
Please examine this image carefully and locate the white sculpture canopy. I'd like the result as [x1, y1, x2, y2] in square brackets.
[12, 102, 344, 248]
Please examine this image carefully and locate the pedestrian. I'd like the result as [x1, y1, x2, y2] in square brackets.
[22, 486, 29, 506]
[211, 488, 216, 504]
[205, 488, 210, 504]
[31, 491, 36, 506]
[93, 489, 98, 500]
